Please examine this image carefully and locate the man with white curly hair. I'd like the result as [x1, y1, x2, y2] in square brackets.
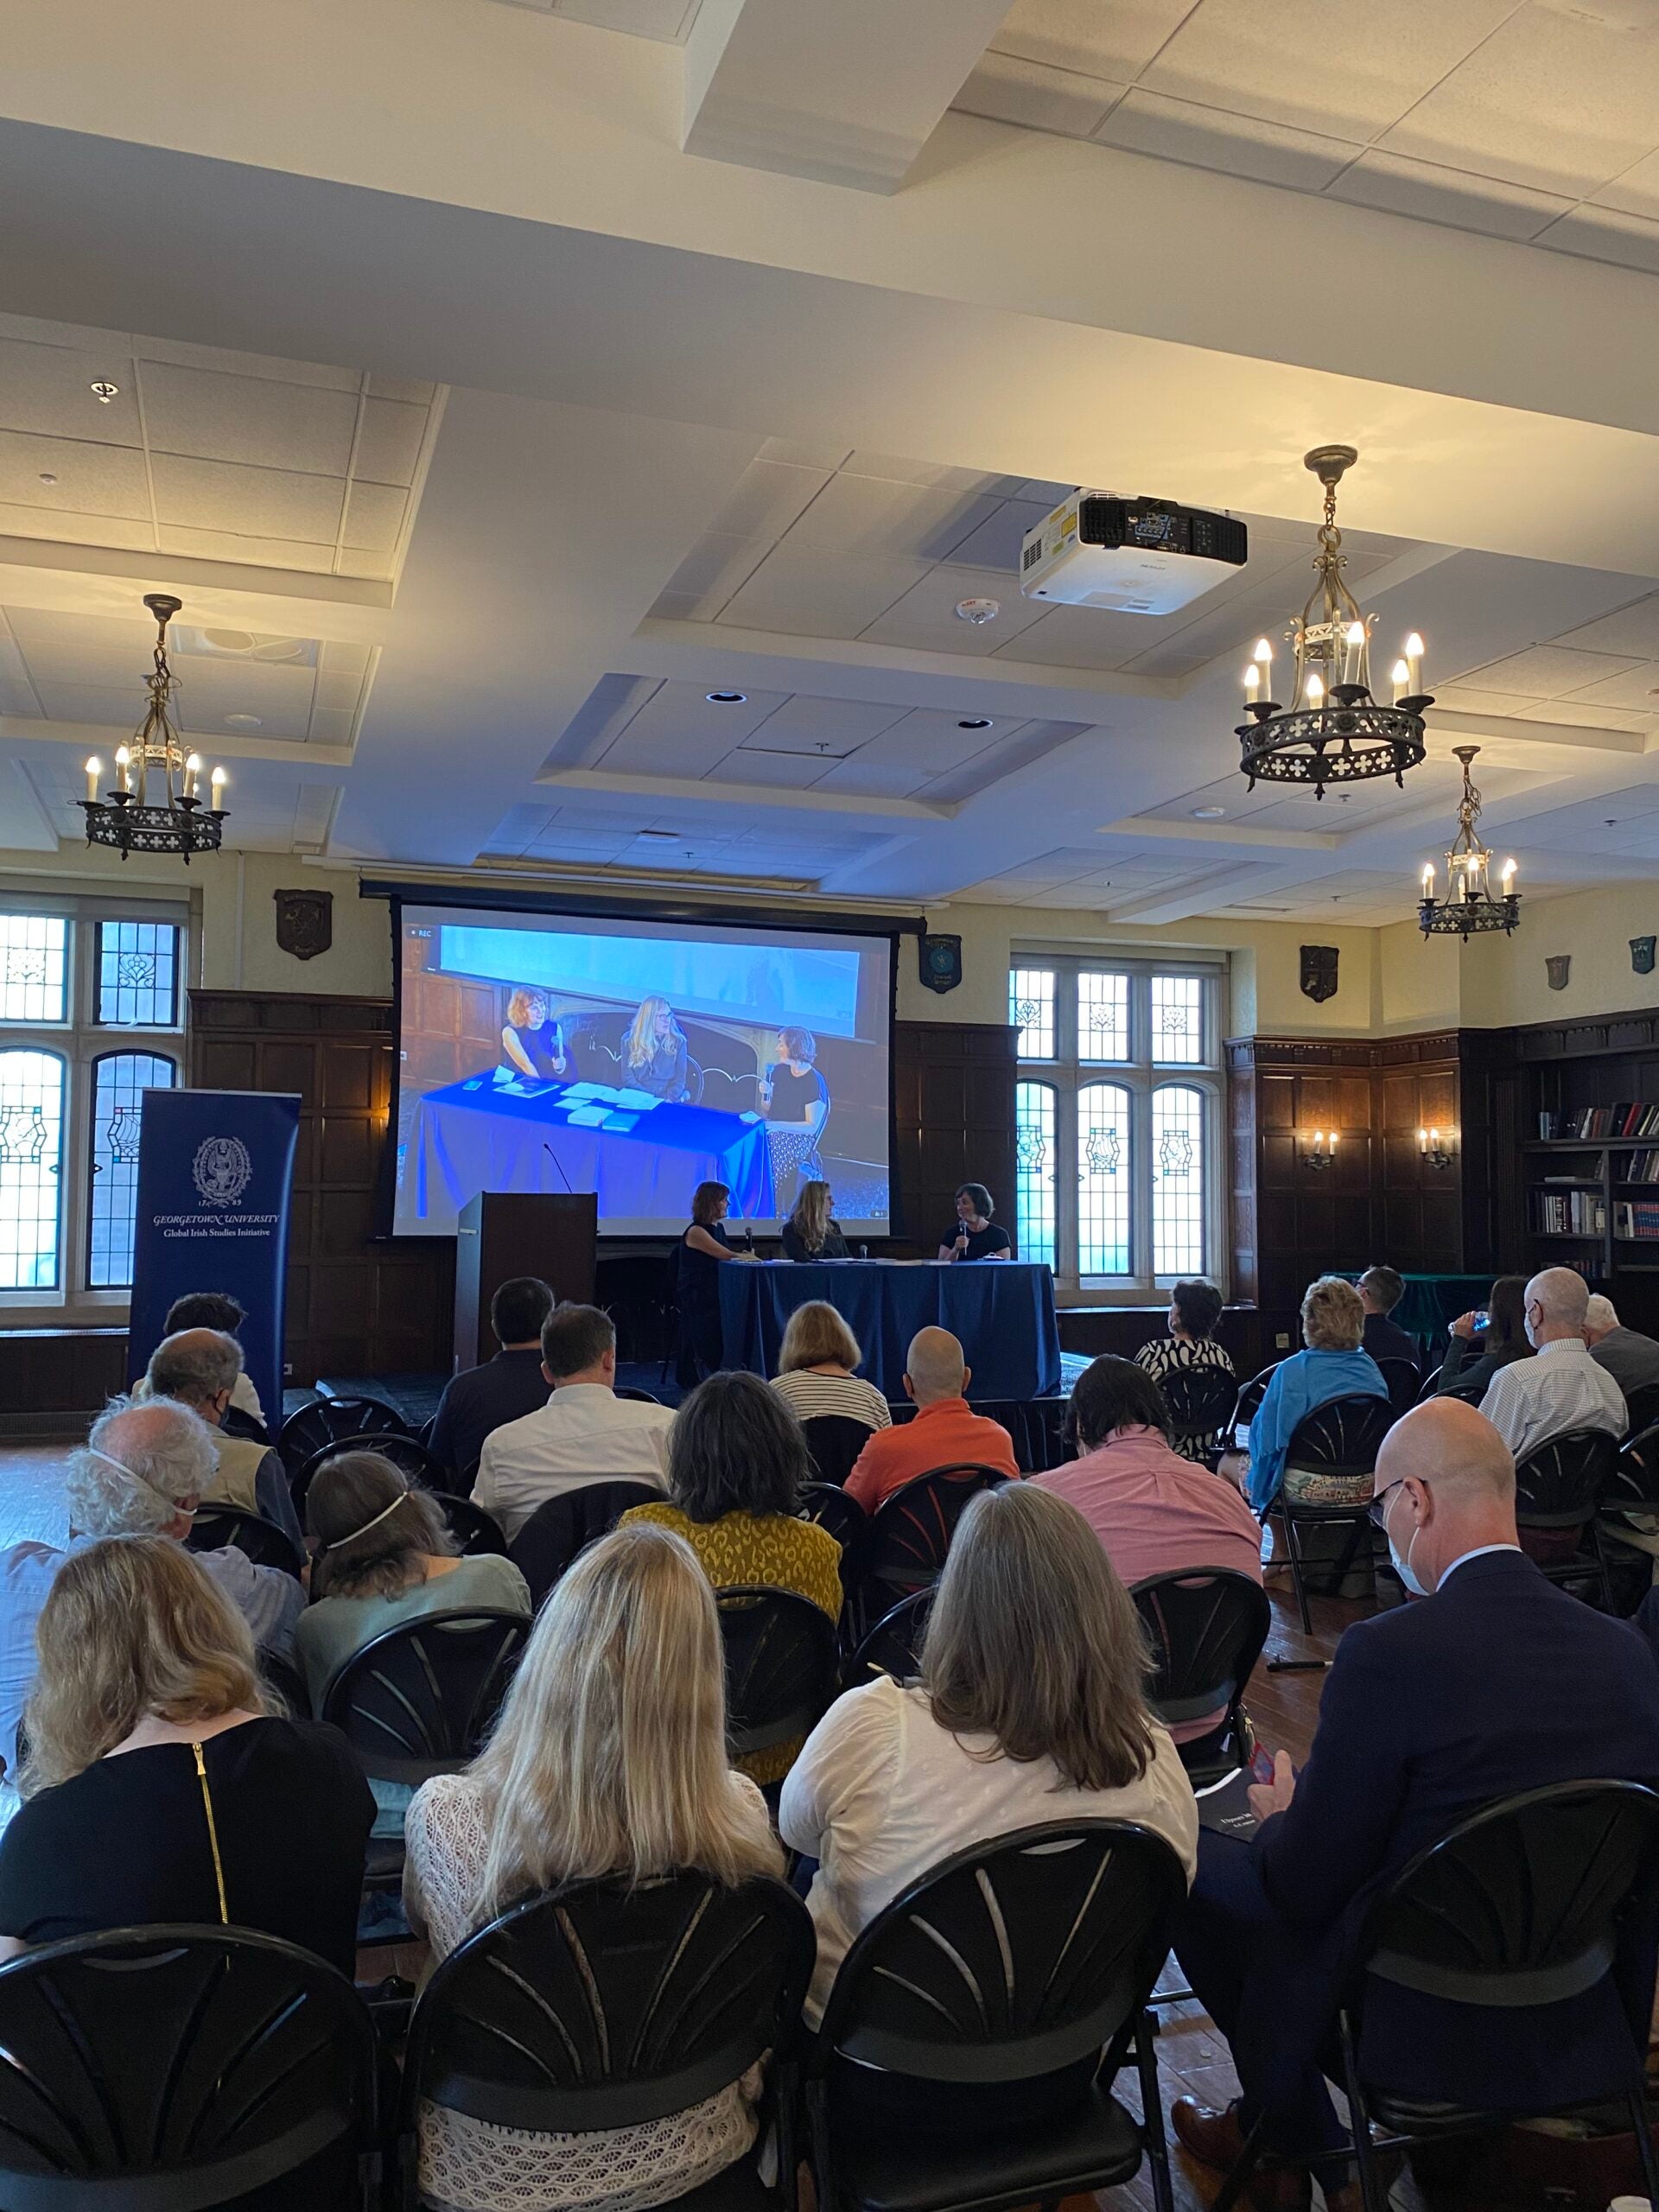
[0, 1396, 303, 1793]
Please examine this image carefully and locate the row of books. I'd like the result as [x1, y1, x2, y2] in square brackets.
[1532, 1191, 1606, 1236]
[1621, 1149, 1659, 1184]
[1539, 1103, 1659, 1140]
[1615, 1200, 1659, 1243]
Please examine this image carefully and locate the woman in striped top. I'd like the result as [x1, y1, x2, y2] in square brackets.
[1135, 1279, 1236, 1462]
[769, 1301, 892, 1432]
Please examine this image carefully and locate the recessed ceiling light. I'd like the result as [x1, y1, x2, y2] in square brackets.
[225, 713, 263, 728]
[37, 472, 57, 486]
[89, 380, 119, 404]
[639, 828, 679, 840]
[954, 598, 1001, 625]
[957, 716, 994, 731]
[1192, 804, 1226, 819]
[706, 690, 747, 704]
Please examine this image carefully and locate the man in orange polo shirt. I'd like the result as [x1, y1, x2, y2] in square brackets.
[844, 1327, 1020, 1513]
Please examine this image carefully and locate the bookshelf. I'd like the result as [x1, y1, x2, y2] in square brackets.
[1522, 1046, 1659, 1307]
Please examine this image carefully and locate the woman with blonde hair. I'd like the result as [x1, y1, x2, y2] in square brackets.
[624, 994, 689, 1101]
[501, 987, 567, 1080]
[403, 1522, 782, 2212]
[0, 1538, 372, 1976]
[780, 1481, 1197, 2023]
[770, 1301, 890, 1434]
[780, 1179, 849, 1264]
[1222, 1274, 1389, 1513]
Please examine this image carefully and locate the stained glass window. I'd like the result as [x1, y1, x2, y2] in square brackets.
[1151, 975, 1203, 1065]
[1077, 1082, 1131, 1275]
[0, 1049, 65, 1289]
[97, 920, 181, 1027]
[1008, 968, 1056, 1059]
[1014, 1081, 1057, 1270]
[1153, 1084, 1205, 1276]
[1077, 972, 1129, 1062]
[88, 1052, 178, 1288]
[0, 916, 67, 1024]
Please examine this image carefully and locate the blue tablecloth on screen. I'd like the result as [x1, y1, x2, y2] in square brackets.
[410, 1077, 774, 1231]
[719, 1260, 1062, 1402]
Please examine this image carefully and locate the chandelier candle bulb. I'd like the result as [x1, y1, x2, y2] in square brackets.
[1343, 620, 1365, 686]
[84, 757, 100, 802]
[1404, 632, 1424, 696]
[1244, 662, 1261, 704]
[184, 754, 200, 799]
[1422, 863, 1435, 895]
[1502, 858, 1517, 890]
[211, 766, 226, 804]
[1392, 659, 1412, 706]
[1306, 671, 1325, 708]
[115, 746, 130, 794]
[1253, 638, 1273, 695]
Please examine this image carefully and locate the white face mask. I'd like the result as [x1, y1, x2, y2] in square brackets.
[1384, 1484, 1432, 1598]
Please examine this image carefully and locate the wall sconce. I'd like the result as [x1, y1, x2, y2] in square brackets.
[1303, 1128, 1338, 1172]
[1418, 1126, 1455, 1172]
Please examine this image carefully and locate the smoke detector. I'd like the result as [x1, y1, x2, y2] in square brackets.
[954, 598, 1001, 626]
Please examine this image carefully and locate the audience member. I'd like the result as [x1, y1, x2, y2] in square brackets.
[780, 1179, 849, 1262]
[768, 1301, 891, 1433]
[1357, 1266, 1418, 1368]
[1436, 1273, 1529, 1398]
[429, 1275, 555, 1478]
[404, 1522, 781, 2212]
[844, 1327, 1019, 1512]
[1478, 1267, 1625, 1463]
[936, 1183, 1011, 1262]
[133, 1290, 265, 1426]
[621, 1372, 840, 1783]
[781, 1482, 1198, 2027]
[1035, 1357, 1262, 1743]
[1135, 1280, 1237, 1461]
[0, 1399, 303, 1787]
[473, 1303, 671, 1542]
[1221, 1278, 1388, 1514]
[143, 1329, 301, 1544]
[1584, 1292, 1659, 1414]
[0, 1538, 372, 1979]
[1173, 1399, 1659, 2211]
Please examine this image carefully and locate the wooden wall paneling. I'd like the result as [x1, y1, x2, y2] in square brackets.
[892, 1020, 1016, 1259]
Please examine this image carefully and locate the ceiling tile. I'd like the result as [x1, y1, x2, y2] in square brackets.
[860, 564, 1051, 655]
[780, 474, 1006, 563]
[841, 454, 1026, 496]
[366, 372, 437, 405]
[315, 670, 366, 714]
[989, 0, 1203, 81]
[0, 502, 153, 552]
[32, 679, 148, 726]
[0, 429, 151, 522]
[704, 748, 827, 789]
[155, 524, 335, 572]
[133, 334, 359, 391]
[598, 682, 791, 776]
[1141, 0, 1517, 141]
[849, 706, 1031, 776]
[1510, 698, 1654, 731]
[1538, 201, 1659, 273]
[1005, 602, 1189, 670]
[1594, 143, 1659, 219]
[150, 454, 345, 543]
[1096, 91, 1363, 189]
[810, 757, 931, 798]
[335, 549, 397, 581]
[952, 52, 1127, 137]
[742, 695, 910, 751]
[1557, 663, 1659, 712]
[757, 437, 855, 470]
[1326, 149, 1573, 241]
[1428, 682, 1548, 715]
[1377, 8, 1659, 198]
[718, 548, 936, 638]
[341, 480, 407, 554]
[708, 459, 832, 539]
[353, 397, 426, 486]
[305, 708, 358, 746]
[1553, 594, 1659, 658]
[141, 360, 359, 473]
[648, 589, 706, 621]
[1461, 644, 1644, 696]
[0, 339, 142, 445]
[937, 498, 1052, 573]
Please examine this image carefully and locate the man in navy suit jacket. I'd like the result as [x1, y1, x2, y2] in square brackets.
[1173, 1397, 1659, 2212]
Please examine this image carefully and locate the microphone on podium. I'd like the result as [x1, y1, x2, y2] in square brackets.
[541, 1141, 575, 1195]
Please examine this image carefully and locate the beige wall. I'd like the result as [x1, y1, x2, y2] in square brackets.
[1459, 881, 1659, 1028]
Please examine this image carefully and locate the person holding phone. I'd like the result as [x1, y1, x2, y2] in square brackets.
[1435, 1274, 1529, 1399]
[938, 1183, 1011, 1263]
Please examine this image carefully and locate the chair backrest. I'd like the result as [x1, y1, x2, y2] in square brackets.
[1158, 1362, 1237, 1443]
[801, 1414, 873, 1488]
[403, 1870, 813, 2137]
[715, 1585, 839, 1758]
[1284, 1392, 1395, 1480]
[613, 1384, 662, 1405]
[321, 1610, 530, 1783]
[799, 1481, 868, 1599]
[861, 1464, 1004, 1602]
[842, 1588, 933, 1688]
[1376, 1356, 1422, 1419]
[1514, 1427, 1621, 1528]
[1129, 1568, 1271, 1732]
[1624, 1382, 1659, 1442]
[429, 1491, 509, 1557]
[0, 1923, 378, 2203]
[813, 1821, 1185, 2086]
[276, 1394, 407, 1477]
[219, 1402, 271, 1446]
[507, 1480, 664, 1607]
[260, 1650, 310, 1719]
[1230, 1363, 1281, 1431]
[1607, 1421, 1659, 1511]
[186, 1503, 304, 1578]
[1359, 1780, 1659, 2013]
[293, 1428, 448, 1511]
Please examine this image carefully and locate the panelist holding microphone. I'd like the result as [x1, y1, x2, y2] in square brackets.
[938, 1182, 1012, 1263]
[501, 988, 566, 1080]
[759, 1027, 830, 1213]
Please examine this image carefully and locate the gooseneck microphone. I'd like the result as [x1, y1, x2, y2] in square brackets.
[541, 1141, 575, 1195]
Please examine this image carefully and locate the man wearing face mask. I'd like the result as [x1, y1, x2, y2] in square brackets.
[1478, 1265, 1625, 1465]
[1170, 1398, 1659, 2212]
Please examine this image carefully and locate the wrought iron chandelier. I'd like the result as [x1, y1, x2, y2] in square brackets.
[1418, 746, 1520, 940]
[1236, 445, 1432, 798]
[78, 594, 228, 862]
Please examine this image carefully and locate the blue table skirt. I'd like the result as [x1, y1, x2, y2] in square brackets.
[410, 1077, 774, 1235]
[719, 1260, 1062, 1402]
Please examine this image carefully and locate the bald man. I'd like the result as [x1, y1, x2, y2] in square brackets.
[1172, 1399, 1659, 2210]
[843, 1327, 1018, 1514]
[1478, 1266, 1625, 1464]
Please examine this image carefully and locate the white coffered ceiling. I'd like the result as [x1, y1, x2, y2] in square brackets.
[0, 0, 1656, 915]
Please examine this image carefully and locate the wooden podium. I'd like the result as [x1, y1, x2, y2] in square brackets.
[454, 1191, 598, 1369]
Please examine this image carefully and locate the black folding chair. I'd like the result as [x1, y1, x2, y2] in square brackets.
[1606, 1419, 1659, 1514]
[220, 1402, 272, 1446]
[429, 1491, 509, 1557]
[842, 1587, 933, 1690]
[807, 1821, 1185, 2212]
[1375, 1356, 1422, 1421]
[400, 1871, 814, 2210]
[0, 1923, 380, 2209]
[277, 1394, 407, 1479]
[802, 1414, 874, 1489]
[292, 1429, 449, 1512]
[1624, 1381, 1659, 1441]
[800, 1481, 868, 1616]
[187, 1502, 305, 1578]
[1211, 1781, 1659, 2212]
[1269, 1394, 1396, 1636]
[508, 1479, 664, 1606]
[716, 1585, 839, 1769]
[1230, 1363, 1281, 1434]
[857, 1463, 1004, 1629]
[1514, 1427, 1620, 1609]
[261, 1649, 311, 1719]
[1159, 1362, 1239, 1463]
[613, 1383, 663, 1404]
[1130, 1567, 1271, 1785]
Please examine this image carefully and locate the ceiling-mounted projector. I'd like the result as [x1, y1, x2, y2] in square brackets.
[1019, 493, 1248, 614]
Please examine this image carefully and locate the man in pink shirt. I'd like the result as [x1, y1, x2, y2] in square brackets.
[1034, 1355, 1262, 1740]
[844, 1327, 1019, 1513]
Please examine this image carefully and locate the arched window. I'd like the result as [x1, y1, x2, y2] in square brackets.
[0, 1049, 66, 1291]
[1014, 1080, 1057, 1271]
[88, 1052, 180, 1289]
[1153, 1084, 1207, 1277]
[1077, 1081, 1132, 1277]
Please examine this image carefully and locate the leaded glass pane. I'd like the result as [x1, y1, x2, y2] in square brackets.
[97, 919, 181, 1027]
[1153, 1084, 1205, 1276]
[0, 916, 67, 1024]
[0, 1049, 64, 1289]
[88, 1052, 177, 1289]
[1077, 1082, 1131, 1275]
[1151, 974, 1203, 1065]
[1008, 968, 1056, 1059]
[1014, 1081, 1056, 1270]
[1077, 972, 1129, 1061]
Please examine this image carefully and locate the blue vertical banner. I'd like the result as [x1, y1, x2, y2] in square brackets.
[128, 1089, 302, 1423]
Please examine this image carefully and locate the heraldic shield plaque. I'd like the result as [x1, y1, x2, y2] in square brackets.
[1300, 945, 1339, 1004]
[274, 887, 333, 962]
[1633, 937, 1656, 977]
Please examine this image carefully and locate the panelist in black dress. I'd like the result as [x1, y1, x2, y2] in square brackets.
[500, 988, 566, 1080]
[938, 1182, 1012, 1262]
[677, 1179, 747, 1384]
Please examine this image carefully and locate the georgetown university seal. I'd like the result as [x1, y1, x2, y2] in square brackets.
[192, 1135, 253, 1208]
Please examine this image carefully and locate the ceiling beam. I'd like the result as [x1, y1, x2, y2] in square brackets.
[542, 766, 952, 818]
[0, 536, 393, 645]
[0, 716, 353, 769]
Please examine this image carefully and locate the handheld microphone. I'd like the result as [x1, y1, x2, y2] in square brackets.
[541, 1141, 575, 1195]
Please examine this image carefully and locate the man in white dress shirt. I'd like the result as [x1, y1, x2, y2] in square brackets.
[1478, 1267, 1626, 1464]
[471, 1304, 672, 1541]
